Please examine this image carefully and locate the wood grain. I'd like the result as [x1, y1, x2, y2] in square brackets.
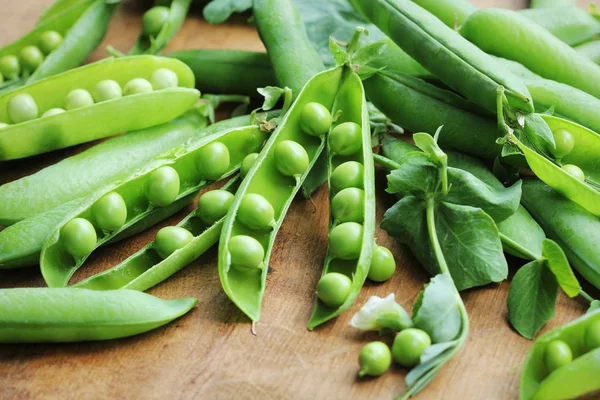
[0, 1, 597, 399]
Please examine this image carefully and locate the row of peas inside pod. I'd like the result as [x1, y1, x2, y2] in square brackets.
[0, 30, 63, 83]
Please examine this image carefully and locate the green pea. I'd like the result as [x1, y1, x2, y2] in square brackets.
[142, 6, 170, 36]
[38, 30, 63, 55]
[552, 129, 575, 159]
[123, 78, 153, 96]
[0, 55, 21, 80]
[19, 46, 44, 72]
[561, 164, 585, 182]
[154, 226, 194, 259]
[274, 140, 309, 178]
[93, 80, 123, 102]
[197, 189, 234, 224]
[61, 218, 97, 260]
[300, 102, 332, 137]
[330, 161, 364, 192]
[237, 193, 275, 230]
[316, 272, 352, 308]
[331, 187, 364, 223]
[329, 222, 363, 260]
[146, 166, 180, 207]
[7, 93, 38, 123]
[392, 328, 432, 367]
[0, 122, 8, 129]
[229, 235, 264, 270]
[240, 152, 259, 178]
[65, 89, 94, 110]
[41, 108, 66, 118]
[544, 340, 573, 372]
[368, 246, 396, 283]
[150, 68, 178, 90]
[329, 122, 362, 156]
[358, 341, 392, 377]
[585, 320, 600, 351]
[92, 192, 127, 231]
[195, 141, 230, 180]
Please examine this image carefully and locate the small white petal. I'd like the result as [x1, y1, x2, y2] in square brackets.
[350, 293, 400, 331]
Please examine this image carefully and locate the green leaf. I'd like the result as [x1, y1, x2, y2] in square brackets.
[413, 132, 447, 167]
[519, 113, 556, 157]
[350, 39, 389, 67]
[542, 239, 581, 298]
[386, 153, 441, 198]
[203, 0, 252, 24]
[412, 274, 461, 343]
[256, 86, 285, 111]
[507, 260, 558, 339]
[588, 300, 600, 314]
[328, 37, 349, 66]
[405, 340, 458, 386]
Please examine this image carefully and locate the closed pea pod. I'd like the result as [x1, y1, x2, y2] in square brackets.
[40, 123, 269, 287]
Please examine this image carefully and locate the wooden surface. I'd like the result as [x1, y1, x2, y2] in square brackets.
[0, 1, 597, 399]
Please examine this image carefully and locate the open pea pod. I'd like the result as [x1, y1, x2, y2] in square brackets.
[0, 0, 118, 93]
[520, 310, 600, 400]
[75, 178, 240, 291]
[0, 56, 199, 160]
[513, 115, 600, 216]
[308, 69, 375, 329]
[127, 0, 192, 55]
[40, 124, 269, 287]
[218, 66, 344, 322]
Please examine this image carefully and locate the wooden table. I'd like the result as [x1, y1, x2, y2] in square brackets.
[0, 1, 595, 399]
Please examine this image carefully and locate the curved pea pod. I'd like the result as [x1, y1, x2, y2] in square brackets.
[253, 0, 325, 98]
[127, 0, 192, 55]
[308, 70, 376, 329]
[410, 0, 476, 27]
[575, 40, 600, 64]
[0, 288, 197, 343]
[167, 49, 277, 97]
[350, 0, 533, 114]
[0, 56, 199, 160]
[513, 116, 600, 216]
[0, 0, 118, 92]
[363, 71, 501, 160]
[518, 6, 600, 47]
[40, 124, 269, 287]
[75, 178, 240, 291]
[218, 67, 343, 322]
[521, 179, 600, 289]
[520, 310, 600, 400]
[460, 9, 600, 100]
[530, 0, 576, 7]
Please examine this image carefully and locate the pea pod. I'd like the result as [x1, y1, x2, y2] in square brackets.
[0, 56, 199, 160]
[0, 288, 197, 343]
[460, 9, 600, 100]
[75, 178, 240, 291]
[575, 40, 600, 64]
[40, 124, 269, 287]
[530, 0, 576, 8]
[518, 6, 600, 46]
[511, 116, 600, 216]
[521, 179, 600, 289]
[350, 0, 533, 114]
[0, 0, 118, 93]
[37, 0, 98, 25]
[218, 67, 344, 322]
[308, 69, 376, 329]
[520, 310, 600, 400]
[167, 49, 277, 97]
[410, 0, 476, 27]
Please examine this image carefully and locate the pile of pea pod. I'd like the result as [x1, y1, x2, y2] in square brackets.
[1, 0, 600, 398]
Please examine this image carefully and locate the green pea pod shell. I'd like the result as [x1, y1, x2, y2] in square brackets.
[37, 0, 98, 25]
[40, 124, 268, 287]
[219, 67, 343, 322]
[575, 40, 600, 64]
[0, 288, 197, 343]
[520, 309, 600, 400]
[350, 0, 533, 114]
[410, 0, 476, 27]
[308, 69, 376, 329]
[75, 178, 240, 291]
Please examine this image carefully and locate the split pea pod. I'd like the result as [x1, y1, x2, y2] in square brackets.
[575, 40, 600, 64]
[40, 124, 269, 287]
[0, 56, 200, 160]
[75, 178, 240, 291]
[460, 9, 600, 100]
[0, 0, 118, 93]
[520, 309, 600, 400]
[518, 6, 600, 46]
[218, 67, 344, 322]
[350, 0, 533, 114]
[521, 179, 600, 289]
[0, 288, 197, 343]
[308, 68, 376, 329]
